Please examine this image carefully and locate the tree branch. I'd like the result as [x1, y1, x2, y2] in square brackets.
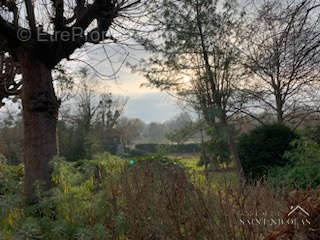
[0, 16, 19, 50]
[72, 1, 101, 30]
[51, 0, 65, 31]
[52, 0, 117, 66]
[24, 0, 37, 33]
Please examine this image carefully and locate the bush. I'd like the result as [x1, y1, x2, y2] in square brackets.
[0, 153, 129, 239]
[0, 161, 24, 237]
[268, 138, 320, 189]
[0, 161, 24, 196]
[283, 138, 320, 164]
[268, 162, 320, 189]
[237, 124, 298, 181]
[132, 154, 182, 168]
[304, 124, 320, 144]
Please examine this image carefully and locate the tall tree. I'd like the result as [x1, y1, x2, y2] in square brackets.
[115, 117, 145, 146]
[58, 69, 128, 160]
[135, 0, 246, 184]
[241, 0, 320, 127]
[0, 0, 156, 201]
[165, 112, 193, 133]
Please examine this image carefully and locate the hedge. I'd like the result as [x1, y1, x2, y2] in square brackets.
[135, 143, 200, 154]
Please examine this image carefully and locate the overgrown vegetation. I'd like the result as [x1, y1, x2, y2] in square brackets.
[268, 138, 320, 189]
[1, 0, 320, 239]
[1, 153, 319, 239]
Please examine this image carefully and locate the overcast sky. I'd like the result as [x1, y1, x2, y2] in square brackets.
[61, 42, 184, 123]
[101, 72, 183, 123]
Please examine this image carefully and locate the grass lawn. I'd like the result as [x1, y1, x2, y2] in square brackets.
[175, 156, 237, 187]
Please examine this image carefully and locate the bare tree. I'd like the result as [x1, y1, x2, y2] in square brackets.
[96, 92, 128, 129]
[241, 0, 320, 128]
[0, 0, 156, 201]
[115, 117, 145, 146]
[72, 68, 127, 135]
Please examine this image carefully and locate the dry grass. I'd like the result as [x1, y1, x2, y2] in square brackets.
[103, 159, 320, 240]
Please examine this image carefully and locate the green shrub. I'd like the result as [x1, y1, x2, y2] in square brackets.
[268, 163, 320, 189]
[0, 153, 129, 239]
[132, 154, 181, 168]
[237, 124, 298, 181]
[0, 153, 6, 164]
[0, 162, 24, 196]
[304, 124, 320, 144]
[0, 161, 24, 237]
[268, 138, 320, 189]
[283, 138, 320, 164]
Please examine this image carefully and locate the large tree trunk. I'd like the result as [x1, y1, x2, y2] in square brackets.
[227, 133, 246, 187]
[220, 116, 246, 187]
[18, 48, 59, 203]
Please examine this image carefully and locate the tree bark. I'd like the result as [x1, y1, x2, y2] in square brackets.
[227, 132, 246, 187]
[18, 47, 59, 203]
[275, 92, 284, 123]
[220, 116, 246, 187]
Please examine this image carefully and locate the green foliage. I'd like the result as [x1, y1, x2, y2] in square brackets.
[0, 153, 129, 239]
[179, 157, 236, 187]
[0, 153, 186, 239]
[0, 161, 24, 196]
[135, 143, 200, 154]
[0, 153, 6, 164]
[166, 121, 197, 144]
[0, 161, 24, 237]
[268, 138, 320, 189]
[237, 124, 298, 181]
[302, 125, 320, 144]
[1, 153, 319, 239]
[198, 125, 231, 169]
[268, 163, 320, 189]
[134, 0, 245, 149]
[283, 138, 320, 164]
[0, 113, 23, 165]
[133, 154, 181, 168]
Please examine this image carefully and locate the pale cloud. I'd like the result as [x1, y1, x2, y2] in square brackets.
[95, 74, 182, 123]
[65, 42, 181, 122]
[95, 72, 158, 97]
[124, 92, 182, 123]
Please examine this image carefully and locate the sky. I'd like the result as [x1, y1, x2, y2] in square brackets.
[63, 43, 183, 123]
[101, 73, 183, 123]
